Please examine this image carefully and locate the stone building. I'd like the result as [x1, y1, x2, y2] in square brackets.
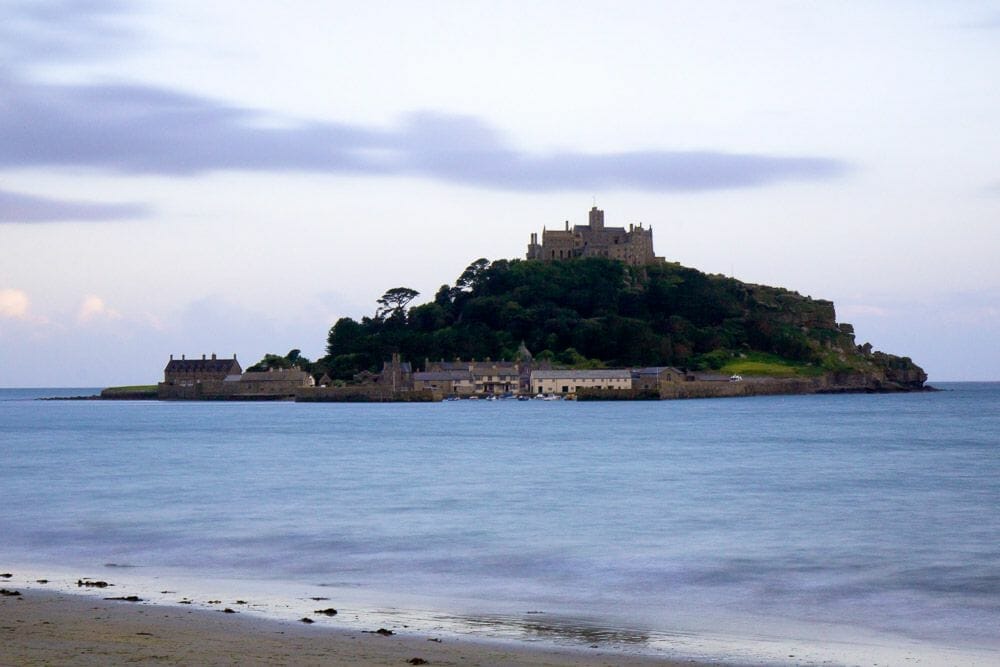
[526, 206, 662, 265]
[237, 368, 315, 396]
[163, 354, 242, 386]
[411, 370, 476, 396]
[530, 369, 633, 396]
[378, 353, 413, 391]
[631, 366, 686, 393]
[417, 359, 521, 396]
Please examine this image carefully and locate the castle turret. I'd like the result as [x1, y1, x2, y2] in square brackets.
[526, 232, 542, 260]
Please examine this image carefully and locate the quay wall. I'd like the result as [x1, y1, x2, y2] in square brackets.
[295, 387, 442, 402]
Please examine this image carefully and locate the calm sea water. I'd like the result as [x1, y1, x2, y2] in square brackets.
[2, 385, 998, 664]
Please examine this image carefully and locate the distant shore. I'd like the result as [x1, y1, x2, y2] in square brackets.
[0, 585, 705, 667]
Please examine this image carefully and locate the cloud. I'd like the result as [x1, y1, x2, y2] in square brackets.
[0, 0, 132, 65]
[0, 186, 147, 223]
[0, 288, 31, 319]
[77, 294, 121, 323]
[0, 75, 848, 191]
[400, 111, 844, 190]
[0, 0, 847, 194]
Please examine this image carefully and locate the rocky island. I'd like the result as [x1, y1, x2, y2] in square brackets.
[106, 207, 929, 401]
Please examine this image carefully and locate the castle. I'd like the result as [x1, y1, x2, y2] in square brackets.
[526, 206, 663, 265]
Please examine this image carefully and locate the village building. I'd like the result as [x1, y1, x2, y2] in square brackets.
[530, 369, 633, 396]
[411, 369, 476, 396]
[416, 359, 521, 396]
[631, 366, 686, 392]
[526, 206, 663, 265]
[237, 368, 315, 396]
[471, 361, 520, 394]
[376, 353, 413, 390]
[162, 354, 242, 386]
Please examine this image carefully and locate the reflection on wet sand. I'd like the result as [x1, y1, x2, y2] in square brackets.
[434, 611, 668, 646]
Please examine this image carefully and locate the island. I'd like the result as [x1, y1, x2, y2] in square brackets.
[103, 207, 929, 401]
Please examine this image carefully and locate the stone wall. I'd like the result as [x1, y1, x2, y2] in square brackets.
[157, 380, 296, 400]
[296, 387, 442, 402]
[577, 372, 929, 401]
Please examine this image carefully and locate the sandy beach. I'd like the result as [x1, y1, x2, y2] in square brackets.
[0, 586, 707, 667]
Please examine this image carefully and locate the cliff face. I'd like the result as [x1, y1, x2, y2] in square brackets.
[744, 285, 838, 330]
[734, 281, 927, 390]
[869, 352, 929, 390]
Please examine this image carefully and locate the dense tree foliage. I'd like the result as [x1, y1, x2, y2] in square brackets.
[246, 348, 312, 372]
[312, 257, 848, 379]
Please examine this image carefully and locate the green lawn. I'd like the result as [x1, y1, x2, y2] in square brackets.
[719, 353, 825, 378]
[101, 385, 158, 394]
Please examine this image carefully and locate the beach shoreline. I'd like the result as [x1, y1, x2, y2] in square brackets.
[2, 567, 997, 666]
[0, 585, 705, 667]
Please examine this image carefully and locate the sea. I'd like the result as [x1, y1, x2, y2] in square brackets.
[1, 384, 998, 666]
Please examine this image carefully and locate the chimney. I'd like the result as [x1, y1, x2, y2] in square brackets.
[565, 220, 569, 231]
[182, 354, 186, 360]
[211, 353, 217, 360]
[202, 354, 206, 360]
[170, 354, 173, 360]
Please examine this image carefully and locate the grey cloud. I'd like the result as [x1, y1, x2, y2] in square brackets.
[0, 0, 848, 194]
[0, 0, 132, 65]
[0, 186, 147, 223]
[0, 74, 383, 175]
[0, 75, 848, 192]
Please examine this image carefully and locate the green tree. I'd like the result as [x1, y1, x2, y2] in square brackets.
[376, 287, 419, 320]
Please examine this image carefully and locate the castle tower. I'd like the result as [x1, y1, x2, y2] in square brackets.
[526, 232, 542, 260]
[588, 206, 605, 232]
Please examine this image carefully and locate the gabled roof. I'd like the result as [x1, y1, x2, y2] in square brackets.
[165, 357, 242, 374]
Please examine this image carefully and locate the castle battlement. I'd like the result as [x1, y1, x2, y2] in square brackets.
[526, 207, 662, 265]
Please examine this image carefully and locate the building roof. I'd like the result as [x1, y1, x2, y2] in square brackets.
[470, 366, 519, 377]
[413, 370, 472, 382]
[426, 361, 471, 371]
[531, 369, 632, 380]
[572, 225, 628, 235]
[165, 357, 241, 374]
[241, 369, 312, 383]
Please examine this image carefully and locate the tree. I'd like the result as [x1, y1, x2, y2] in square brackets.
[376, 287, 419, 320]
[455, 258, 489, 291]
[246, 349, 312, 372]
[326, 317, 366, 356]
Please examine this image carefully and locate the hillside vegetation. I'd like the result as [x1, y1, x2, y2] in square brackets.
[270, 257, 924, 385]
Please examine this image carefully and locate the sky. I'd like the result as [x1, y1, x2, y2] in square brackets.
[2, 0, 999, 386]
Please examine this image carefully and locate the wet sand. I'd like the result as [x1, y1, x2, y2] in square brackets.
[0, 588, 710, 666]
